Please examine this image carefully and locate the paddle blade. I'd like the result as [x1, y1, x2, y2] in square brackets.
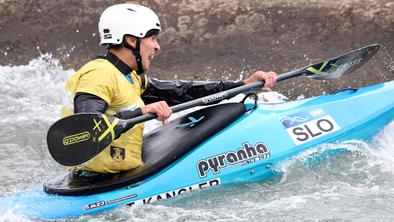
[304, 44, 380, 80]
[47, 113, 119, 166]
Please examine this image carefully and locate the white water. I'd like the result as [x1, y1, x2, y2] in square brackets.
[0, 56, 393, 221]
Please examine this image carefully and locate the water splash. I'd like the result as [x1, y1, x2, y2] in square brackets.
[0, 54, 71, 195]
[276, 121, 394, 184]
[0, 54, 73, 125]
[0, 209, 31, 222]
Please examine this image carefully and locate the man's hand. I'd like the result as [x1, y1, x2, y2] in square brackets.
[243, 71, 277, 92]
[141, 101, 172, 124]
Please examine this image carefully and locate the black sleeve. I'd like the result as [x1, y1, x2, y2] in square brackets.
[74, 92, 143, 120]
[141, 78, 244, 106]
[74, 93, 108, 113]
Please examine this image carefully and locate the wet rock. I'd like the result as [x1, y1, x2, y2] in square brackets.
[0, 0, 393, 98]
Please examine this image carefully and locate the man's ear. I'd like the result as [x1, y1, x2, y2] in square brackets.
[124, 35, 137, 48]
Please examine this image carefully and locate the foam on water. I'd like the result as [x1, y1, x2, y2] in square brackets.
[0, 56, 393, 221]
[0, 54, 72, 124]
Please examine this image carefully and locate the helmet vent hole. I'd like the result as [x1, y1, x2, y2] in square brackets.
[103, 29, 110, 33]
[117, 39, 120, 42]
[140, 33, 143, 36]
[156, 23, 160, 27]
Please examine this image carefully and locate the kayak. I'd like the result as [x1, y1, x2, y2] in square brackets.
[0, 80, 393, 219]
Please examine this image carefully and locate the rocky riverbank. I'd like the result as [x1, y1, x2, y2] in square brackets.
[1, 0, 393, 98]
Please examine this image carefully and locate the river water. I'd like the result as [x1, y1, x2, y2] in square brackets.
[0, 55, 393, 221]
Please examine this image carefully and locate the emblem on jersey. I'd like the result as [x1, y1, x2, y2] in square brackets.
[110, 146, 125, 162]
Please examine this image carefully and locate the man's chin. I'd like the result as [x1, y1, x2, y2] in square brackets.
[142, 63, 150, 72]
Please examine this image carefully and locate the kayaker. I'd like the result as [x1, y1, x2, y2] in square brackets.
[61, 3, 277, 174]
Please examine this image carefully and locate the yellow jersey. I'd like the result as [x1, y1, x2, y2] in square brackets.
[61, 58, 147, 173]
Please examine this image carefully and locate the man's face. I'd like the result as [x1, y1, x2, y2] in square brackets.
[139, 34, 160, 71]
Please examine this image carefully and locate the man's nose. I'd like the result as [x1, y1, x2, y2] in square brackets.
[155, 42, 160, 53]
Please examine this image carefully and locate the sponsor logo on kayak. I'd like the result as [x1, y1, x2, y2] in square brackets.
[197, 142, 271, 178]
[126, 178, 221, 206]
[201, 91, 228, 104]
[178, 116, 205, 128]
[280, 109, 325, 128]
[62, 131, 90, 146]
[83, 194, 137, 211]
[280, 110, 341, 145]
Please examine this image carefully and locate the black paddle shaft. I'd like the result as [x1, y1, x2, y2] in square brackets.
[120, 80, 264, 129]
[120, 43, 381, 129]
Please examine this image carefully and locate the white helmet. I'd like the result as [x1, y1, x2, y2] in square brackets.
[98, 3, 161, 45]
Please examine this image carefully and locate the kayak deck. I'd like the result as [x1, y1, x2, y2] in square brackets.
[44, 102, 247, 195]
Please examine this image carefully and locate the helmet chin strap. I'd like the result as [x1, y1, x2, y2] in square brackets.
[122, 38, 144, 74]
[121, 38, 147, 90]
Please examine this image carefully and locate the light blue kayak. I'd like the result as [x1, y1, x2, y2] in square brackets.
[0, 80, 393, 219]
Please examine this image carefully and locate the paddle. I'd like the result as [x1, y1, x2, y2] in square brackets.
[47, 43, 381, 166]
